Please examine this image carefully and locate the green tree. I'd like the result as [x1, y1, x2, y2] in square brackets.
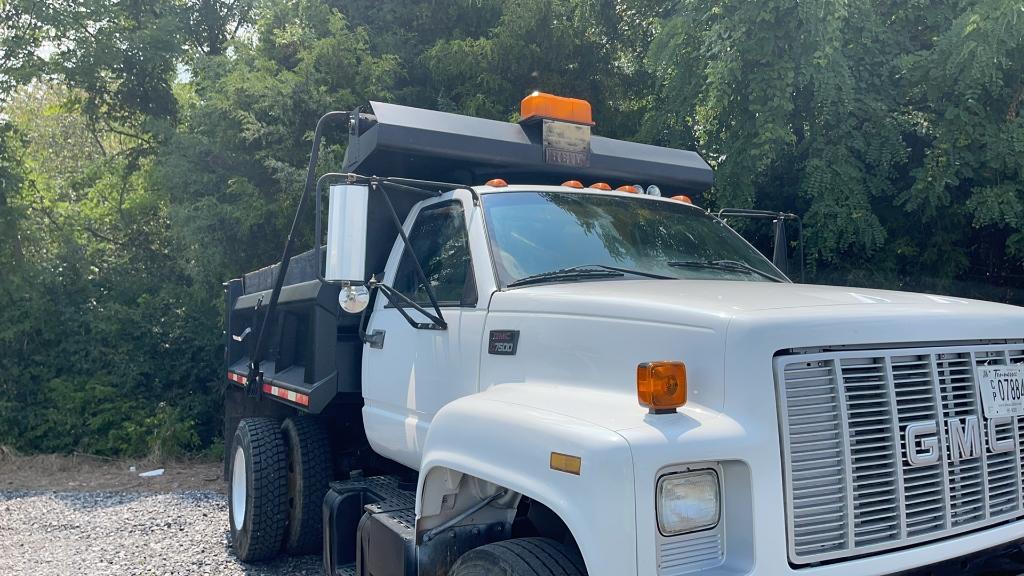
[899, 0, 1024, 292]
[645, 0, 1023, 300]
[0, 0, 247, 455]
[157, 0, 399, 284]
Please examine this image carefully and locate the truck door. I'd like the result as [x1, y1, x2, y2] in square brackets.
[360, 194, 485, 469]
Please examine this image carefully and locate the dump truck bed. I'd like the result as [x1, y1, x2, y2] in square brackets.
[224, 247, 361, 414]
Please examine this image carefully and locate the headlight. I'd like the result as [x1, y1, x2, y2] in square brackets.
[657, 469, 721, 535]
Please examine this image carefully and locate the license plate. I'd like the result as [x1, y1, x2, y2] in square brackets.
[976, 364, 1024, 418]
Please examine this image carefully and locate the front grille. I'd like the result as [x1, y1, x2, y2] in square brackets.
[657, 531, 723, 575]
[775, 343, 1024, 564]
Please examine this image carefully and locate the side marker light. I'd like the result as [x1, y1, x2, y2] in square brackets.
[550, 452, 582, 475]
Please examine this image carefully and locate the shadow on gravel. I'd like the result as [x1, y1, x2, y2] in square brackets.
[222, 529, 323, 576]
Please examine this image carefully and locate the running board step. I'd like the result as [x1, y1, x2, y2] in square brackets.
[323, 475, 416, 576]
[323, 474, 509, 576]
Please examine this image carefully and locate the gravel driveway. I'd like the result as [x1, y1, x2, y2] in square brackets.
[0, 490, 321, 575]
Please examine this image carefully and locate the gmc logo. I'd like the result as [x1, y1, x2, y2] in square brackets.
[904, 416, 1017, 467]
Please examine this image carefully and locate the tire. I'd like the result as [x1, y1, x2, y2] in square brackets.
[281, 416, 332, 555]
[450, 537, 587, 576]
[229, 417, 289, 562]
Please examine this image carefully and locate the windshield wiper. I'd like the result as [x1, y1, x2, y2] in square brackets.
[667, 259, 787, 283]
[581, 264, 675, 280]
[506, 264, 672, 288]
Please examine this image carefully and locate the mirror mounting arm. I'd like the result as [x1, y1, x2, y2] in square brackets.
[315, 172, 470, 332]
[714, 208, 804, 283]
[376, 180, 448, 328]
[370, 281, 447, 331]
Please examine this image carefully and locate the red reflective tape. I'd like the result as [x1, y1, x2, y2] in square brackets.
[262, 383, 309, 407]
[227, 372, 247, 386]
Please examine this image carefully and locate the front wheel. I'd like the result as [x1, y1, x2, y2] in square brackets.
[449, 538, 587, 576]
[229, 417, 289, 562]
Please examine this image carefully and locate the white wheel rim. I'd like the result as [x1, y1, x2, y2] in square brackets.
[231, 446, 247, 531]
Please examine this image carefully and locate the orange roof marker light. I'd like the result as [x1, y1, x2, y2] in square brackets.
[616, 185, 641, 193]
[671, 195, 694, 205]
[590, 182, 612, 190]
[520, 92, 595, 126]
[562, 180, 584, 189]
[485, 178, 508, 187]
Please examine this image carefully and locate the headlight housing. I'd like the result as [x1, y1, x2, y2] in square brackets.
[657, 469, 721, 535]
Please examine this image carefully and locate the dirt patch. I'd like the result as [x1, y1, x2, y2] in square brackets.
[0, 448, 225, 493]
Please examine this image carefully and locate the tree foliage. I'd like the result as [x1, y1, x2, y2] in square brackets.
[645, 0, 1024, 295]
[0, 0, 1021, 455]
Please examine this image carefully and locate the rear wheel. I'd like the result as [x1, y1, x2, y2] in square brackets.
[281, 416, 332, 554]
[450, 537, 587, 576]
[229, 417, 289, 562]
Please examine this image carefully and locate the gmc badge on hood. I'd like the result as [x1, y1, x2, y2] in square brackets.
[488, 330, 520, 355]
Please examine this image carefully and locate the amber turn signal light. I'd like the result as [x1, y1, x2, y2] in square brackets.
[637, 361, 687, 414]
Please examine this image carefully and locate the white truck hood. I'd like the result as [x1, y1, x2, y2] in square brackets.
[481, 279, 1024, 430]
[487, 279, 1015, 323]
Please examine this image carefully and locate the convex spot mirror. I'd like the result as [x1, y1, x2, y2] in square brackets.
[339, 285, 370, 314]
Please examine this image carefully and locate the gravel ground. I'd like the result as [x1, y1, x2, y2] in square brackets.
[0, 490, 321, 576]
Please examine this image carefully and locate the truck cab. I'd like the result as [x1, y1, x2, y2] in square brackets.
[360, 182, 787, 469]
[221, 93, 1024, 576]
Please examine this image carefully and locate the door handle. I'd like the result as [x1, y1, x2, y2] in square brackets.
[365, 329, 385, 349]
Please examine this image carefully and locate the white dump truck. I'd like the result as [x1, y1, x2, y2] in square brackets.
[222, 92, 1024, 576]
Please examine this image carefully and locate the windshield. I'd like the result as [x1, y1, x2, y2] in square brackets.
[481, 191, 786, 287]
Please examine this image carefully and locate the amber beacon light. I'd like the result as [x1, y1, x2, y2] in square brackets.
[637, 361, 687, 414]
[520, 92, 595, 126]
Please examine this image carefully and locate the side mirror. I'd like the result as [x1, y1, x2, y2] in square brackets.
[326, 184, 369, 284]
[772, 217, 789, 276]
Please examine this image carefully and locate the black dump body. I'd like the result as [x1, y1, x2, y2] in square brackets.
[224, 249, 357, 414]
[223, 99, 714, 421]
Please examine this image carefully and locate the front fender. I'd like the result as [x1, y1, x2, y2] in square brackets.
[417, 393, 637, 576]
